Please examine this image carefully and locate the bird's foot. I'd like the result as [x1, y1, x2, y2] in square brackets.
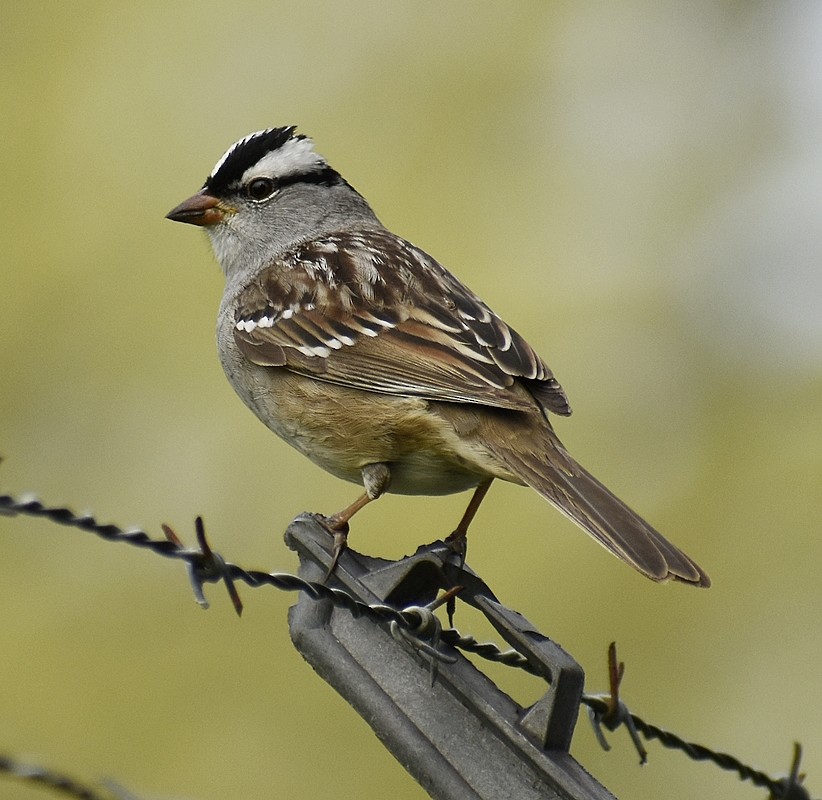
[444, 528, 468, 566]
[313, 514, 350, 582]
[442, 530, 469, 626]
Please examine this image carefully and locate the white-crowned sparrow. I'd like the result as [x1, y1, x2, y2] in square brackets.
[166, 126, 709, 587]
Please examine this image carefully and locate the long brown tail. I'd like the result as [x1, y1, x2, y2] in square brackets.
[484, 435, 710, 587]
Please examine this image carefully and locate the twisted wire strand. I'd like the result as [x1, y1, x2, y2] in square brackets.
[441, 629, 539, 675]
[0, 753, 126, 800]
[0, 494, 425, 633]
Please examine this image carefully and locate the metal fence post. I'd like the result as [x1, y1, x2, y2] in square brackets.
[286, 516, 615, 800]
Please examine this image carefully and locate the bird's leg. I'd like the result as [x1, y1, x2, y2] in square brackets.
[322, 463, 391, 579]
[445, 478, 493, 559]
[443, 478, 493, 624]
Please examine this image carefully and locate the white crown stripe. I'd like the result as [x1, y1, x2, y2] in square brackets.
[240, 137, 326, 184]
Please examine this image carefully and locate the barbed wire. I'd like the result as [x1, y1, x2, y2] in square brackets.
[0, 493, 441, 637]
[0, 490, 815, 800]
[440, 631, 812, 798]
[0, 753, 136, 800]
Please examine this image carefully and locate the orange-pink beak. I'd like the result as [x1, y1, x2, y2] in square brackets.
[166, 190, 232, 227]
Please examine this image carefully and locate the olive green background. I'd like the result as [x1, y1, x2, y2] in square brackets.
[2, 3, 821, 799]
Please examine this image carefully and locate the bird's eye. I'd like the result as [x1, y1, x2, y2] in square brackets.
[246, 177, 277, 201]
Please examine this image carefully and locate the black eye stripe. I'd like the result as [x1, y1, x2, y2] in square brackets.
[244, 167, 347, 201]
[274, 167, 345, 190]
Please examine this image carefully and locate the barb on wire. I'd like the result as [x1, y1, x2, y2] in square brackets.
[0, 753, 137, 800]
[586, 642, 647, 764]
[770, 743, 809, 800]
[162, 518, 243, 616]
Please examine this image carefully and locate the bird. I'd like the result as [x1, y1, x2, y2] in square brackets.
[166, 126, 709, 587]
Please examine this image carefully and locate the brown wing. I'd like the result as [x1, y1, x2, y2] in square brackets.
[233, 228, 571, 416]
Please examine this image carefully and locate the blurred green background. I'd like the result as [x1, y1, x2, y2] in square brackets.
[2, 3, 821, 799]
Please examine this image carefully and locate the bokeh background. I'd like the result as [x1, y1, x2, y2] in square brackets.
[2, 3, 821, 799]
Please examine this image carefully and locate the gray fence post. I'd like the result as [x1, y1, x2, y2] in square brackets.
[286, 516, 615, 800]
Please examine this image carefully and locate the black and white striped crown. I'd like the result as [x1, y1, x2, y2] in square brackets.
[204, 126, 341, 195]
